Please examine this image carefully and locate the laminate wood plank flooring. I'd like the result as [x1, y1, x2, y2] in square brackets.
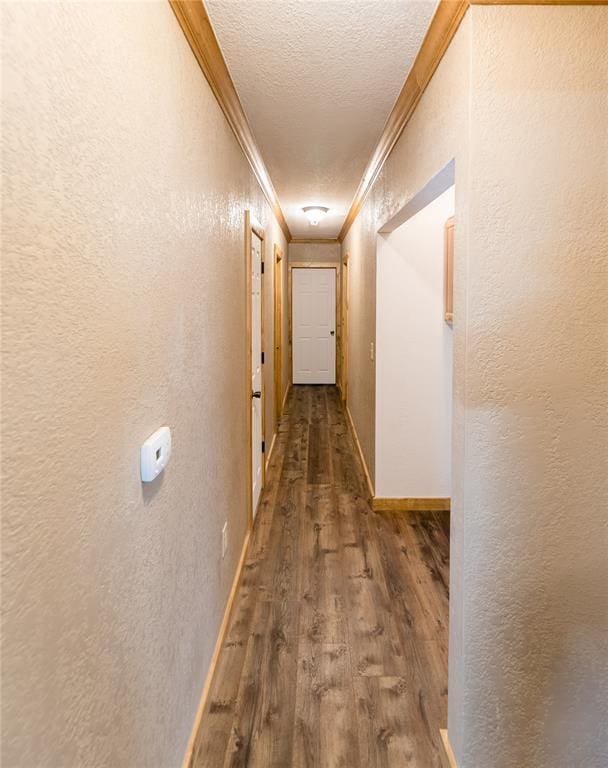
[192, 385, 449, 768]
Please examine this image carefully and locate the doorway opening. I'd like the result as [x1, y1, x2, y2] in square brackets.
[374, 160, 455, 508]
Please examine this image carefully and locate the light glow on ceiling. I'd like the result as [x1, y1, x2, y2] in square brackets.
[302, 206, 329, 226]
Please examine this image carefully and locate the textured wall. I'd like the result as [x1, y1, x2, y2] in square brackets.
[289, 241, 341, 263]
[461, 7, 608, 767]
[1, 3, 287, 767]
[375, 186, 454, 498]
[342, 5, 607, 767]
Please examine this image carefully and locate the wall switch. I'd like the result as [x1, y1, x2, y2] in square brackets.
[370, 342, 375, 362]
[221, 522, 228, 559]
[140, 426, 171, 482]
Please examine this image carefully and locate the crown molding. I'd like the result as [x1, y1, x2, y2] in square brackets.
[169, 0, 291, 241]
[338, 0, 468, 242]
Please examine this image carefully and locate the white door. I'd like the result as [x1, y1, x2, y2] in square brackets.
[251, 231, 263, 517]
[292, 268, 336, 384]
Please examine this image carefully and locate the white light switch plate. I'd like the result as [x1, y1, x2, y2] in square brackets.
[141, 426, 172, 482]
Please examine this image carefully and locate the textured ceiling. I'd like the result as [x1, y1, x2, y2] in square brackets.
[205, 0, 438, 238]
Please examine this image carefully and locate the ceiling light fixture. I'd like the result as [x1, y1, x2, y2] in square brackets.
[302, 206, 329, 226]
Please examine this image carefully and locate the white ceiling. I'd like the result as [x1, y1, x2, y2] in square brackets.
[206, 0, 438, 238]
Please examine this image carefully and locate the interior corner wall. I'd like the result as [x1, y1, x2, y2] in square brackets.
[461, 7, 608, 767]
[375, 185, 455, 499]
[1, 3, 288, 767]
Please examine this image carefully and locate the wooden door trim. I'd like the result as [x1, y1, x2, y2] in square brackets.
[345, 403, 375, 499]
[169, 1, 290, 241]
[289, 264, 339, 386]
[273, 244, 283, 424]
[340, 254, 349, 403]
[444, 216, 455, 325]
[245, 210, 265, 529]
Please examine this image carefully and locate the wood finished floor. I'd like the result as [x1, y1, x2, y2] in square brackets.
[192, 385, 449, 768]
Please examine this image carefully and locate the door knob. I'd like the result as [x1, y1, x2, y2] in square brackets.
[252, 390, 262, 399]
[330, 330, 335, 336]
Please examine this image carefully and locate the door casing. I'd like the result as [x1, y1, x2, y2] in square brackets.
[340, 254, 349, 402]
[273, 244, 283, 424]
[245, 211, 265, 528]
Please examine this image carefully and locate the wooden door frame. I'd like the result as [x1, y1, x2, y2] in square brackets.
[273, 244, 283, 423]
[288, 261, 340, 386]
[340, 254, 349, 403]
[245, 210, 266, 529]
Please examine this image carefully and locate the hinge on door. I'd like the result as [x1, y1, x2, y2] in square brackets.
[261, 261, 265, 274]
[262, 440, 265, 454]
[261, 351, 265, 364]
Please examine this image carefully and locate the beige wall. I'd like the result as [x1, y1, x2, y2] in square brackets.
[289, 241, 341, 263]
[1, 3, 288, 767]
[342, 6, 607, 767]
[461, 7, 607, 767]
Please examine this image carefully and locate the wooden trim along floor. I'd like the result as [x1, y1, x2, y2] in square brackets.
[373, 497, 451, 513]
[181, 528, 251, 768]
[439, 729, 458, 768]
[265, 431, 278, 472]
[345, 404, 375, 499]
[281, 382, 291, 414]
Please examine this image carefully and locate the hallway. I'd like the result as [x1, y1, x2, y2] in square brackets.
[192, 385, 450, 767]
[3, 3, 606, 766]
